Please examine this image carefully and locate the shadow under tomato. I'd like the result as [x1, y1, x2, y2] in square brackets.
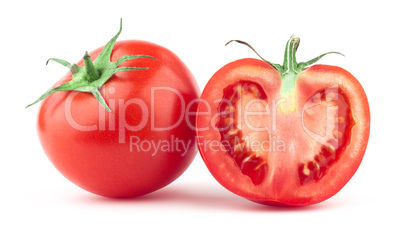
[71, 181, 347, 212]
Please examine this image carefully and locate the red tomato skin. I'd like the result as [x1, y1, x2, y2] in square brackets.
[38, 40, 200, 198]
[196, 58, 369, 206]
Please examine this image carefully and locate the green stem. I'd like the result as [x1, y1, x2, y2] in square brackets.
[282, 35, 299, 75]
[280, 36, 299, 97]
[83, 51, 99, 82]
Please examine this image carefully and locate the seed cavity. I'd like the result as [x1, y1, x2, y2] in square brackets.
[216, 81, 268, 185]
[299, 87, 355, 185]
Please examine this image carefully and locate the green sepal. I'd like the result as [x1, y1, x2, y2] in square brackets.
[226, 40, 283, 73]
[26, 19, 156, 112]
[116, 55, 156, 66]
[47, 58, 80, 74]
[226, 35, 344, 97]
[297, 51, 344, 71]
[92, 89, 110, 112]
[25, 76, 88, 108]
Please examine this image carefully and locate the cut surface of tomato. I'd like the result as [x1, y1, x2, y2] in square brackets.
[196, 37, 370, 206]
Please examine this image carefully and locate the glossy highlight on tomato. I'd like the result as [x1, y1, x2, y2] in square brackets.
[196, 37, 370, 206]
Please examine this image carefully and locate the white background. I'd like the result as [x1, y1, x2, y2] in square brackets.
[1, 0, 401, 233]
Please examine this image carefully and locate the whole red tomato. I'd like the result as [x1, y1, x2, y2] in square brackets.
[28, 20, 199, 198]
[196, 37, 370, 206]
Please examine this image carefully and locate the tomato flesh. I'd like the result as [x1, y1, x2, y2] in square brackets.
[196, 58, 370, 206]
[215, 80, 355, 187]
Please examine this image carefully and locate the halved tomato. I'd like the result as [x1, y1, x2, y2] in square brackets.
[196, 36, 370, 206]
